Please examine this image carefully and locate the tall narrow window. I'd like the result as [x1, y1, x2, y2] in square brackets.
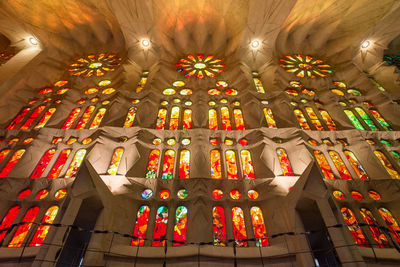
[136, 72, 148, 93]
[253, 77, 265, 93]
[6, 107, 30, 129]
[64, 149, 87, 178]
[240, 150, 255, 179]
[156, 108, 167, 130]
[263, 108, 276, 128]
[368, 109, 392, 131]
[35, 108, 56, 129]
[211, 150, 222, 179]
[344, 109, 365, 130]
[213, 206, 226, 246]
[276, 148, 294, 176]
[232, 207, 247, 247]
[89, 108, 106, 129]
[8, 206, 40, 247]
[76, 106, 95, 129]
[62, 108, 81, 129]
[233, 109, 245, 130]
[179, 150, 190, 179]
[145, 149, 160, 179]
[0, 206, 21, 243]
[131, 205, 150, 246]
[359, 208, 389, 248]
[343, 150, 368, 180]
[373, 151, 400, 179]
[29, 206, 59, 246]
[0, 149, 10, 163]
[182, 109, 192, 130]
[161, 150, 175, 179]
[250, 207, 268, 247]
[169, 106, 180, 130]
[226, 150, 238, 179]
[313, 150, 335, 179]
[220, 107, 231, 131]
[208, 109, 218, 130]
[293, 109, 311, 130]
[152, 206, 168, 247]
[390, 151, 400, 166]
[354, 107, 378, 131]
[20, 105, 46, 130]
[173, 206, 188, 246]
[47, 149, 71, 179]
[319, 109, 337, 131]
[340, 207, 369, 247]
[378, 208, 400, 245]
[123, 107, 137, 128]
[305, 107, 324, 131]
[0, 149, 26, 178]
[31, 149, 56, 178]
[328, 151, 352, 180]
[107, 148, 124, 175]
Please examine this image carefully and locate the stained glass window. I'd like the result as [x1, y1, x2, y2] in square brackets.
[152, 206, 168, 247]
[226, 150, 238, 179]
[107, 148, 124, 175]
[313, 150, 335, 179]
[250, 207, 268, 247]
[161, 150, 175, 179]
[354, 107, 377, 131]
[276, 148, 294, 176]
[240, 150, 255, 179]
[368, 109, 392, 131]
[8, 206, 40, 247]
[29, 206, 59, 247]
[209, 109, 218, 130]
[156, 108, 167, 130]
[89, 108, 106, 129]
[20, 105, 45, 130]
[62, 108, 81, 129]
[0, 149, 10, 163]
[343, 150, 368, 180]
[0, 149, 26, 178]
[359, 208, 389, 248]
[262, 108, 277, 128]
[146, 149, 160, 179]
[35, 108, 56, 129]
[213, 206, 226, 246]
[136, 72, 148, 93]
[168, 106, 180, 130]
[233, 109, 245, 130]
[378, 208, 400, 245]
[173, 206, 188, 246]
[319, 110, 337, 131]
[131, 205, 150, 246]
[64, 149, 87, 178]
[220, 107, 231, 131]
[68, 53, 121, 77]
[252, 76, 265, 94]
[6, 107, 30, 130]
[179, 150, 190, 179]
[182, 109, 192, 130]
[305, 107, 324, 131]
[31, 149, 56, 178]
[210, 150, 222, 179]
[76, 106, 95, 129]
[343, 109, 364, 130]
[390, 151, 400, 166]
[232, 207, 247, 247]
[280, 55, 333, 78]
[0, 206, 20, 243]
[293, 109, 311, 130]
[374, 151, 400, 179]
[340, 207, 369, 247]
[176, 55, 225, 78]
[328, 151, 352, 180]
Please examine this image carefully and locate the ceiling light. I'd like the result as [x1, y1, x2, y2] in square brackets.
[141, 39, 150, 48]
[361, 40, 370, 49]
[28, 37, 38, 45]
[251, 40, 260, 49]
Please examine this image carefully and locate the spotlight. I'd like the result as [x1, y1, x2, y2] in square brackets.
[251, 40, 260, 49]
[28, 37, 38, 45]
[141, 39, 150, 48]
[361, 40, 370, 49]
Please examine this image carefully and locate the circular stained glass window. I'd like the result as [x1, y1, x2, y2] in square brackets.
[247, 190, 259, 200]
[180, 89, 192, 96]
[161, 100, 169, 106]
[225, 89, 238, 96]
[185, 101, 192, 106]
[333, 81, 346, 88]
[132, 99, 140, 104]
[173, 80, 185, 87]
[141, 189, 153, 199]
[285, 89, 298, 96]
[153, 138, 162, 145]
[351, 191, 363, 201]
[209, 138, 219, 145]
[102, 88, 115, 95]
[261, 100, 269, 105]
[230, 190, 241, 200]
[55, 189, 67, 199]
[208, 101, 216, 106]
[82, 138, 92, 144]
[331, 89, 344, 96]
[173, 98, 181, 103]
[166, 138, 176, 145]
[238, 138, 248, 145]
[232, 101, 240, 106]
[208, 89, 221, 96]
[333, 190, 345, 200]
[163, 88, 176, 95]
[212, 189, 223, 199]
[98, 80, 111, 86]
[160, 189, 170, 200]
[181, 138, 191, 145]
[347, 89, 362, 96]
[216, 81, 228, 88]
[36, 189, 49, 200]
[220, 99, 228, 104]
[368, 190, 381, 200]
[314, 101, 323, 107]
[85, 88, 98, 94]
[224, 139, 233, 146]
[18, 189, 31, 199]
[308, 139, 318, 146]
[177, 189, 188, 199]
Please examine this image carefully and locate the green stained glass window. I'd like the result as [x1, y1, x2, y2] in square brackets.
[344, 110, 365, 130]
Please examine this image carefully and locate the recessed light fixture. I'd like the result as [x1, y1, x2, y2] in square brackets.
[251, 39, 260, 49]
[141, 38, 150, 48]
[361, 40, 370, 49]
[28, 37, 38, 45]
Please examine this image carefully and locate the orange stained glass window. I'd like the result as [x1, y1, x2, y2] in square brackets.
[55, 189, 67, 199]
[240, 150, 255, 179]
[31, 149, 56, 178]
[76, 106, 95, 129]
[213, 206, 227, 246]
[179, 149, 190, 179]
[0, 206, 21, 243]
[220, 107, 231, 131]
[89, 108, 106, 129]
[305, 107, 324, 131]
[250, 207, 268, 247]
[262, 108, 277, 128]
[107, 148, 124, 175]
[359, 208, 389, 248]
[131, 205, 150, 246]
[169, 106, 180, 130]
[0, 149, 10, 163]
[29, 206, 59, 247]
[62, 108, 81, 129]
[182, 109, 192, 130]
[20, 105, 46, 130]
[378, 208, 400, 245]
[35, 108, 56, 129]
[210, 150, 222, 179]
[340, 207, 369, 247]
[232, 207, 247, 247]
[209, 109, 218, 130]
[0, 149, 26, 178]
[313, 150, 335, 179]
[7, 107, 30, 129]
[64, 149, 86, 178]
[374, 151, 400, 179]
[161, 150, 175, 179]
[293, 109, 311, 130]
[146, 149, 160, 179]
[152, 206, 168, 247]
[136, 76, 148, 93]
[276, 148, 294, 176]
[253, 78, 265, 93]
[319, 110, 337, 131]
[8, 206, 40, 247]
[173, 206, 188, 246]
[123, 107, 137, 128]
[233, 109, 245, 130]
[369, 109, 392, 131]
[344, 150, 368, 180]
[328, 151, 352, 180]
[226, 150, 238, 179]
[156, 108, 167, 130]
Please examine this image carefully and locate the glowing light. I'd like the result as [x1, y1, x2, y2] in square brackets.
[251, 39, 260, 49]
[28, 37, 38, 45]
[361, 40, 370, 49]
[141, 39, 150, 48]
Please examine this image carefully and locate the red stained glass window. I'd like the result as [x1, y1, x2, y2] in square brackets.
[161, 150, 175, 179]
[182, 109, 192, 130]
[55, 189, 67, 199]
[233, 109, 245, 130]
[18, 189, 31, 199]
[20, 105, 46, 130]
[0, 206, 21, 243]
[232, 207, 247, 247]
[378, 208, 400, 245]
[374, 150, 400, 179]
[7, 107, 30, 129]
[34, 108, 56, 129]
[213, 206, 226, 246]
[76, 106, 95, 129]
[344, 150, 368, 180]
[276, 148, 294, 176]
[0, 149, 26, 178]
[173, 206, 188, 246]
[220, 107, 231, 131]
[131, 205, 150, 246]
[47, 149, 71, 179]
[30, 149, 56, 178]
[107, 148, 124, 175]
[313, 150, 335, 179]
[359, 208, 389, 248]
[123, 107, 137, 128]
[340, 207, 369, 247]
[89, 108, 106, 129]
[240, 150, 255, 179]
[226, 150, 238, 179]
[145, 149, 160, 179]
[152, 206, 168, 247]
[62, 108, 81, 129]
[64, 149, 86, 178]
[36, 189, 49, 199]
[29, 206, 59, 246]
[305, 107, 324, 131]
[0, 149, 10, 163]
[8, 206, 40, 247]
[250, 207, 268, 247]
[350, 191, 363, 201]
[210, 150, 222, 179]
[328, 151, 352, 180]
[179, 150, 190, 179]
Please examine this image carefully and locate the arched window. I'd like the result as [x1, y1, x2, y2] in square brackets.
[293, 109, 311, 130]
[359, 208, 389, 248]
[0, 149, 26, 178]
[368, 109, 392, 131]
[161, 150, 175, 179]
[31, 149, 56, 178]
[225, 150, 238, 179]
[232, 207, 247, 247]
[6, 107, 30, 130]
[0, 206, 21, 243]
[390, 151, 400, 166]
[240, 150, 255, 179]
[213, 206, 226, 246]
[107, 148, 124, 175]
[35, 108, 56, 129]
[253, 77, 265, 93]
[123, 107, 137, 128]
[378, 208, 400, 245]
[152, 206, 168, 247]
[208, 109, 218, 130]
[156, 108, 167, 130]
[263, 108, 277, 128]
[220, 107, 231, 131]
[373, 151, 400, 179]
[313, 150, 335, 179]
[210, 150, 222, 179]
[343, 150, 368, 180]
[131, 205, 150, 246]
[319, 109, 337, 131]
[0, 149, 10, 163]
[76, 106, 95, 129]
[173, 206, 188, 246]
[64, 149, 87, 178]
[62, 108, 81, 129]
[305, 107, 324, 131]
[340, 207, 369, 247]
[89, 108, 106, 129]
[8, 206, 40, 247]
[250, 207, 268, 247]
[328, 151, 352, 180]
[276, 148, 294, 176]
[233, 109, 245, 130]
[169, 106, 180, 130]
[354, 107, 377, 131]
[344, 109, 365, 130]
[29, 206, 59, 246]
[47, 149, 71, 179]
[179, 150, 190, 179]
[182, 109, 192, 130]
[145, 149, 160, 179]
[20, 105, 46, 130]
[136, 71, 148, 93]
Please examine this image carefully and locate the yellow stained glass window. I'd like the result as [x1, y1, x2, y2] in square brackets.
[209, 109, 218, 130]
[263, 108, 276, 128]
[328, 151, 352, 180]
[276, 148, 294, 176]
[226, 150, 238, 179]
[123, 107, 137, 128]
[293, 109, 311, 130]
[89, 108, 106, 129]
[313, 150, 335, 179]
[240, 150, 255, 179]
[374, 151, 400, 179]
[64, 149, 87, 178]
[233, 109, 245, 130]
[210, 150, 222, 179]
[107, 148, 124, 175]
[305, 107, 324, 131]
[221, 107, 231, 131]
